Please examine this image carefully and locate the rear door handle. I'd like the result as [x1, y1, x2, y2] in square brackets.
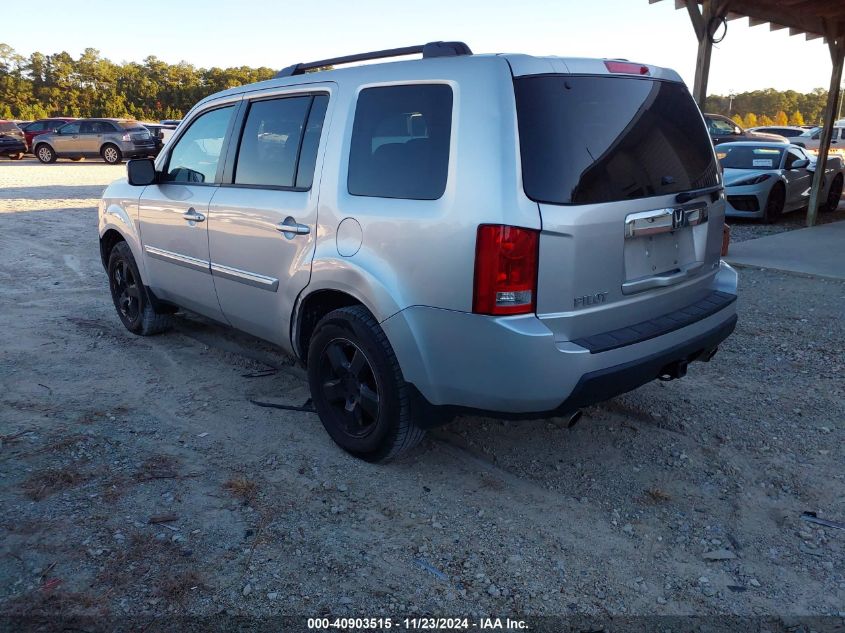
[183, 208, 206, 223]
[276, 216, 310, 238]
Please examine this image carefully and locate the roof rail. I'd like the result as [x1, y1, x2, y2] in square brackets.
[275, 41, 472, 78]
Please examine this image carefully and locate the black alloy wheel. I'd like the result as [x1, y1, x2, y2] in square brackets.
[110, 256, 142, 328]
[317, 338, 381, 440]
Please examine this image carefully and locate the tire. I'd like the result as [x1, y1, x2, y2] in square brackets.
[35, 144, 56, 164]
[822, 174, 843, 213]
[107, 241, 172, 336]
[307, 305, 425, 462]
[101, 144, 122, 164]
[763, 183, 785, 224]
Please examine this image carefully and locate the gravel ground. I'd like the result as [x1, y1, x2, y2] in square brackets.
[1, 159, 844, 625]
[727, 195, 845, 244]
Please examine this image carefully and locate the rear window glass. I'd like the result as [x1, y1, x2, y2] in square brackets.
[717, 145, 784, 169]
[514, 76, 718, 205]
[348, 84, 452, 200]
[0, 122, 19, 132]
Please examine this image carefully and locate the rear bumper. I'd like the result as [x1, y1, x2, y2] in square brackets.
[0, 141, 26, 155]
[381, 262, 738, 415]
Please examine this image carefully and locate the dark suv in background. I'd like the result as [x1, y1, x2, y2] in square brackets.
[704, 113, 788, 145]
[0, 121, 27, 160]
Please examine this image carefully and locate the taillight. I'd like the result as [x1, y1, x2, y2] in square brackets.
[473, 224, 539, 316]
[604, 61, 650, 75]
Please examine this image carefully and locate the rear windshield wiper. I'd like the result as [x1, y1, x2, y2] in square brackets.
[675, 185, 724, 204]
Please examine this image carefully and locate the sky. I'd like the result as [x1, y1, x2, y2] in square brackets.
[1, 0, 836, 95]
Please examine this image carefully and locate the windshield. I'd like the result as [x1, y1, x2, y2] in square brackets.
[717, 145, 784, 170]
[514, 75, 718, 205]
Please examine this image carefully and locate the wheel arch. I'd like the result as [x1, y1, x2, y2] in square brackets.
[33, 141, 54, 155]
[292, 256, 404, 364]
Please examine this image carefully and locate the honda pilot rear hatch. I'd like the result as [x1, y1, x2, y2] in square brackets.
[511, 62, 725, 343]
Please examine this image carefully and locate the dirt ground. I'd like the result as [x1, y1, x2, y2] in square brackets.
[1, 158, 844, 626]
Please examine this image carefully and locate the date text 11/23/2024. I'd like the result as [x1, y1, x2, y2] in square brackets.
[307, 617, 528, 630]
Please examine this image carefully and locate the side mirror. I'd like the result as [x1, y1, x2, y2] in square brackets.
[790, 158, 809, 169]
[127, 158, 157, 186]
[734, 126, 742, 135]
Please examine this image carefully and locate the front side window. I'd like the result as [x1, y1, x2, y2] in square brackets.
[164, 106, 234, 184]
[348, 84, 453, 200]
[709, 117, 737, 136]
[59, 122, 80, 135]
[784, 148, 806, 169]
[234, 96, 312, 188]
[515, 76, 719, 205]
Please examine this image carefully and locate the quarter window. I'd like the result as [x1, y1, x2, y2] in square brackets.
[296, 95, 329, 189]
[348, 84, 453, 200]
[164, 106, 234, 184]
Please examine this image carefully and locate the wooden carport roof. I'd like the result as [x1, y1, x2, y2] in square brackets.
[650, 0, 845, 225]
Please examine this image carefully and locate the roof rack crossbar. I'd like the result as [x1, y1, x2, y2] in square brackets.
[275, 41, 472, 78]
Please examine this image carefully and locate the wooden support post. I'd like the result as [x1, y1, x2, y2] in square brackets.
[689, 0, 730, 107]
[807, 31, 845, 227]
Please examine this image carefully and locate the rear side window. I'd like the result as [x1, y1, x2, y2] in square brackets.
[164, 106, 234, 184]
[348, 84, 452, 200]
[234, 95, 317, 188]
[515, 76, 719, 205]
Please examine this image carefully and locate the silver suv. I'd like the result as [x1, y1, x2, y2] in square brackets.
[98, 42, 738, 462]
[35, 118, 156, 164]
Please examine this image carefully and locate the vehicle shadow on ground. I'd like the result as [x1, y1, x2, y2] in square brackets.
[2, 157, 118, 166]
[0, 185, 109, 201]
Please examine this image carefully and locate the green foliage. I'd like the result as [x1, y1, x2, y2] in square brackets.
[705, 88, 828, 126]
[789, 110, 805, 126]
[0, 43, 276, 121]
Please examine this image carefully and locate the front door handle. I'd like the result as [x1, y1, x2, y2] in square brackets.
[276, 216, 310, 238]
[183, 208, 206, 223]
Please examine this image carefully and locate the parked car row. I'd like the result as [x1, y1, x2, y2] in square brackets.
[0, 117, 180, 163]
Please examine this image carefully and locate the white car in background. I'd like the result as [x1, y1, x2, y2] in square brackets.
[801, 125, 845, 157]
[718, 142, 844, 222]
[747, 126, 810, 147]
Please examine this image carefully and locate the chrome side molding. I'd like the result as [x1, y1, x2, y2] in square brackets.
[144, 245, 278, 291]
[144, 245, 210, 274]
[210, 263, 279, 292]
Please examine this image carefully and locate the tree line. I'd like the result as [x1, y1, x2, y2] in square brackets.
[705, 88, 833, 129]
[0, 43, 276, 121]
[0, 43, 834, 126]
